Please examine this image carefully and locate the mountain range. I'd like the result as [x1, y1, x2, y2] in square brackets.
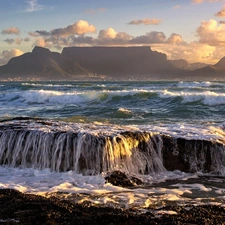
[0, 46, 224, 81]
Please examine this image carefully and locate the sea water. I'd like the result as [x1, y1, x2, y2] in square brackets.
[0, 80, 225, 211]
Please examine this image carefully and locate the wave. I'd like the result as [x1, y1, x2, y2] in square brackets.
[2, 88, 225, 107]
[160, 90, 225, 105]
[21, 83, 73, 87]
[177, 81, 213, 88]
[0, 89, 157, 105]
[118, 107, 132, 114]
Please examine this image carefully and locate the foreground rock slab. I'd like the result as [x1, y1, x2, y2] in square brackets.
[0, 189, 225, 225]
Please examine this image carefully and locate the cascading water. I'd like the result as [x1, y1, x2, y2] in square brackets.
[0, 119, 225, 176]
[0, 122, 166, 175]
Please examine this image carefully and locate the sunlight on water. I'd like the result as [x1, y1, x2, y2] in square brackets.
[0, 81, 225, 210]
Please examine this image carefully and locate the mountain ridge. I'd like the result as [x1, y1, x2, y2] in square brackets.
[0, 46, 224, 81]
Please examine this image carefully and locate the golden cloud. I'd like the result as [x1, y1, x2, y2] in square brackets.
[32, 38, 52, 48]
[35, 20, 96, 37]
[128, 18, 162, 25]
[1, 27, 20, 35]
[192, 0, 204, 4]
[167, 33, 183, 44]
[0, 49, 24, 65]
[197, 19, 225, 46]
[98, 28, 117, 39]
[215, 5, 225, 17]
[192, 0, 225, 3]
[151, 42, 218, 64]
[172, 5, 181, 9]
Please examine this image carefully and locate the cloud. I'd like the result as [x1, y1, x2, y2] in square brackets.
[24, 37, 31, 42]
[128, 18, 162, 25]
[150, 42, 219, 63]
[1, 27, 20, 35]
[172, 5, 181, 9]
[0, 49, 24, 66]
[24, 0, 44, 13]
[4, 38, 28, 45]
[14, 38, 22, 45]
[84, 8, 106, 13]
[130, 31, 166, 44]
[192, 0, 225, 3]
[167, 33, 183, 44]
[98, 28, 117, 39]
[197, 19, 225, 46]
[215, 5, 225, 17]
[26, 19, 224, 64]
[32, 25, 184, 47]
[32, 38, 52, 48]
[97, 29, 132, 45]
[4, 38, 14, 45]
[192, 0, 204, 3]
[35, 20, 96, 37]
[28, 31, 41, 37]
[65, 36, 95, 47]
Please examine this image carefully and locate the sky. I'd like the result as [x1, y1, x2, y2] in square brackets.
[1, 0, 225, 66]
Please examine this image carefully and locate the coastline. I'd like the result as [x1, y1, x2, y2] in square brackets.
[0, 189, 224, 225]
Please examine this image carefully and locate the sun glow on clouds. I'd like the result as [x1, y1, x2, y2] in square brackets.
[128, 18, 162, 25]
[192, 0, 225, 3]
[35, 20, 96, 37]
[0, 49, 23, 65]
[172, 5, 181, 9]
[215, 4, 225, 17]
[1, 27, 20, 35]
[197, 19, 225, 46]
[98, 28, 117, 39]
[2, 1, 225, 65]
[151, 42, 221, 64]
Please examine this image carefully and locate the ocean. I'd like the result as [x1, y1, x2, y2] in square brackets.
[0, 80, 225, 212]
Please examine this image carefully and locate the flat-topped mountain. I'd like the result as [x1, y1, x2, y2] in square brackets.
[0, 46, 225, 81]
[0, 46, 179, 80]
[62, 46, 178, 78]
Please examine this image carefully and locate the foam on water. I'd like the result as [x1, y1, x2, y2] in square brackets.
[1, 89, 152, 105]
[160, 89, 225, 105]
[0, 119, 224, 209]
[0, 166, 224, 209]
[1, 81, 225, 210]
[21, 83, 73, 87]
[4, 87, 225, 108]
[177, 81, 213, 88]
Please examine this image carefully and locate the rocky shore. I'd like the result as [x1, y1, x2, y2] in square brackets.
[0, 189, 225, 225]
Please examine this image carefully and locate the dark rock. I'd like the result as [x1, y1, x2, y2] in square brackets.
[105, 171, 143, 187]
[0, 189, 225, 225]
[0, 119, 224, 175]
[161, 135, 225, 174]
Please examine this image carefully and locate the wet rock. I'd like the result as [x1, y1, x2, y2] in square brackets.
[0, 189, 225, 225]
[105, 171, 143, 187]
[161, 135, 225, 174]
[0, 119, 225, 175]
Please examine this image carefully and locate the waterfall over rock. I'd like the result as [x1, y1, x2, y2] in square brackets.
[0, 119, 225, 176]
